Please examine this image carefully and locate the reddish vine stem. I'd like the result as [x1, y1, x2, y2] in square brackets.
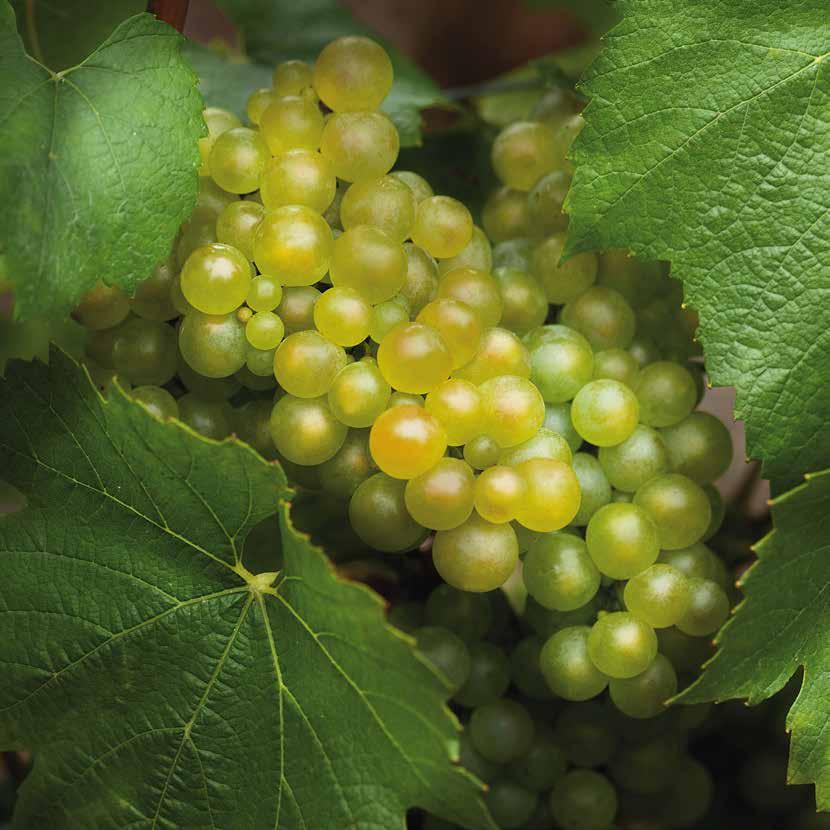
[147, 0, 190, 32]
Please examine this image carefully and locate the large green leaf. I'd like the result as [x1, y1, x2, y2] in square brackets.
[681, 469, 830, 807]
[0, 350, 494, 830]
[0, 7, 203, 320]
[565, 0, 830, 485]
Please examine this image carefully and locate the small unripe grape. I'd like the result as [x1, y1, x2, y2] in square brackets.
[246, 345, 277, 377]
[524, 533, 600, 611]
[178, 394, 232, 440]
[330, 225, 407, 304]
[424, 583, 492, 642]
[369, 405, 447, 479]
[514, 459, 581, 532]
[529, 332, 594, 404]
[550, 770, 618, 830]
[349, 472, 426, 552]
[492, 121, 559, 191]
[313, 36, 393, 112]
[245, 87, 274, 125]
[432, 513, 519, 592]
[340, 175, 416, 242]
[415, 625, 472, 693]
[437, 267, 503, 328]
[179, 311, 247, 379]
[369, 297, 410, 344]
[275, 285, 320, 333]
[482, 187, 532, 242]
[592, 347, 639, 387]
[246, 275, 283, 313]
[470, 698, 535, 768]
[480, 375, 545, 448]
[560, 286, 636, 351]
[571, 453, 612, 526]
[377, 322, 452, 394]
[411, 196, 473, 259]
[327, 360, 390, 427]
[543, 402, 582, 453]
[132, 259, 178, 322]
[404, 457, 475, 530]
[585, 502, 660, 579]
[273, 60, 313, 96]
[493, 267, 547, 336]
[539, 627, 609, 701]
[259, 95, 324, 155]
[474, 465, 527, 523]
[463, 435, 501, 470]
[245, 311, 285, 350]
[209, 127, 269, 194]
[180, 243, 251, 316]
[74, 283, 130, 330]
[438, 225, 492, 276]
[313, 286, 371, 346]
[677, 577, 730, 636]
[320, 111, 399, 182]
[132, 385, 179, 420]
[531, 232, 598, 304]
[318, 428, 376, 500]
[216, 200, 264, 262]
[259, 149, 336, 213]
[401, 243, 439, 315]
[253, 206, 333, 286]
[454, 327, 531, 384]
[416, 298, 482, 370]
[634, 473, 712, 550]
[571, 379, 640, 447]
[628, 334, 662, 367]
[273, 330, 347, 398]
[598, 424, 670, 492]
[454, 641, 511, 708]
[527, 169, 570, 235]
[624, 564, 691, 629]
[199, 107, 241, 176]
[269, 394, 346, 465]
[391, 170, 434, 204]
[425, 378, 484, 445]
[660, 412, 734, 484]
[635, 361, 697, 427]
[498, 427, 572, 466]
[587, 612, 658, 679]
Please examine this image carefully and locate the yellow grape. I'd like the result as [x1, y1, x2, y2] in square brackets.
[411, 195, 474, 259]
[425, 378, 485, 446]
[312, 36, 393, 112]
[479, 375, 546, 448]
[340, 175, 416, 242]
[246, 88, 275, 125]
[180, 243, 252, 315]
[313, 286, 372, 347]
[259, 95, 324, 155]
[404, 457, 476, 530]
[416, 298, 482, 370]
[273, 330, 347, 397]
[474, 465, 527, 524]
[320, 111, 399, 182]
[437, 267, 503, 328]
[377, 322, 452, 394]
[369, 405, 447, 479]
[209, 127, 269, 194]
[329, 225, 407, 304]
[515, 459, 581, 532]
[454, 327, 531, 384]
[260, 150, 336, 213]
[273, 60, 314, 96]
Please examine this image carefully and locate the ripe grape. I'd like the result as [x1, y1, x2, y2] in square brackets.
[571, 379, 639, 447]
[571, 453, 612, 526]
[259, 149, 336, 213]
[259, 95, 324, 155]
[216, 200, 264, 261]
[245, 87, 274, 125]
[560, 286, 636, 351]
[320, 111, 399, 181]
[416, 298, 482, 370]
[391, 170, 434, 203]
[246, 275, 283, 313]
[369, 404, 447, 479]
[438, 225, 492, 275]
[132, 259, 178, 322]
[454, 327, 531, 383]
[269, 394, 347, 465]
[587, 612, 658, 679]
[529, 331, 594, 403]
[178, 394, 232, 440]
[491, 121, 559, 191]
[497, 428, 573, 466]
[327, 359, 390, 428]
[424, 378, 484, 446]
[74, 283, 130, 330]
[377, 322, 452, 394]
[633, 473, 712, 549]
[660, 411, 734, 484]
[411, 196, 473, 259]
[437, 267, 503, 328]
[482, 186, 532, 241]
[368, 297, 410, 344]
[591, 347, 639, 387]
[313, 286, 372, 346]
[273, 60, 313, 97]
[313, 36, 393, 112]
[111, 317, 177, 386]
[532, 232, 598, 305]
[609, 654, 678, 720]
[473, 465, 527, 523]
[199, 107, 241, 176]
[635, 360, 698, 427]
[318, 429, 375, 499]
[598, 424, 670, 493]
[470, 698, 535, 764]
[275, 286, 320, 333]
[273, 330, 346, 398]
[492, 267, 548, 336]
[400, 243, 439, 314]
[479, 375, 546, 448]
[539, 626, 609, 701]
[624, 564, 691, 628]
[404, 457, 475, 530]
[463, 434, 501, 471]
[349, 472, 426, 552]
[245, 311, 285, 350]
[330, 225, 407, 304]
[514, 458, 581, 532]
[131, 385, 178, 420]
[340, 175, 415, 242]
[585, 502, 660, 579]
[415, 625, 471, 693]
[524, 533, 601, 611]
[209, 127, 269, 193]
[677, 577, 730, 636]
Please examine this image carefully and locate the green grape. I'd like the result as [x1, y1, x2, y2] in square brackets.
[513, 522, 542, 555]
[458, 734, 501, 788]
[529, 332, 594, 404]
[474, 465, 527, 524]
[232, 399, 276, 457]
[259, 94, 324, 155]
[550, 770, 617, 830]
[454, 642, 510, 708]
[543, 402, 582, 452]
[438, 225, 492, 276]
[479, 375, 545, 448]
[312, 36, 393, 112]
[178, 394, 232, 440]
[470, 698, 535, 764]
[658, 541, 724, 584]
[274, 330, 346, 398]
[659, 627, 714, 682]
[634, 361, 697, 428]
[74, 283, 130, 330]
[486, 781, 538, 830]
[512, 729, 568, 792]
[386, 391, 424, 409]
[608, 735, 682, 796]
[454, 326, 531, 384]
[424, 583, 492, 642]
[540, 627, 609, 701]
[369, 404, 447, 479]
[596, 251, 663, 307]
[624, 564, 691, 628]
[611, 489, 632, 503]
[659, 759, 713, 828]
[498, 428, 573, 466]
[585, 502, 659, 579]
[660, 412, 733, 484]
[514, 458, 581, 532]
[527, 170, 570, 235]
[587, 612, 657, 679]
[195, 176, 238, 218]
[523, 322, 585, 350]
[524, 801, 555, 830]
[554, 703, 619, 768]
[701, 484, 725, 541]
[199, 107, 241, 176]
[492, 267, 547, 336]
[245, 344, 277, 376]
[412, 196, 474, 259]
[110, 317, 177, 386]
[246, 275, 283, 313]
[387, 600, 424, 634]
[259, 149, 336, 213]
[415, 626, 471, 693]
[550, 112, 584, 170]
[254, 205, 333, 287]
[131, 385, 178, 420]
[269, 394, 347, 465]
[390, 170, 434, 203]
[525, 533, 600, 612]
[245, 311, 285, 350]
[318, 428, 375, 499]
[176, 207, 217, 269]
[330, 225, 406, 304]
[368, 296, 410, 344]
[377, 322, 452, 394]
[169, 271, 196, 317]
[463, 434, 501, 470]
[348, 472, 426, 552]
[236, 365, 277, 390]
[571, 379, 639, 447]
[676, 577, 730, 636]
[437, 267, 503, 328]
[313, 286, 371, 347]
[425, 378, 484, 446]
[275, 285, 320, 334]
[320, 111, 399, 182]
[609, 653, 678, 720]
[592, 348, 639, 387]
[560, 286, 636, 351]
[400, 243, 439, 315]
[273, 59, 313, 96]
[491, 121, 559, 191]
[628, 334, 662, 367]
[327, 360, 390, 427]
[131, 259, 178, 322]
[492, 237, 533, 271]
[482, 186, 532, 242]
[598, 424, 670, 493]
[525, 592, 601, 638]
[531, 232, 598, 305]
[245, 87, 274, 126]
[634, 473, 712, 550]
[214, 201, 264, 264]
[180, 243, 251, 316]
[177, 353, 241, 401]
[404, 457, 475, 530]
[209, 127, 269, 193]
[416, 298, 482, 370]
[340, 175, 415, 242]
[571, 453, 612, 526]
[432, 513, 518, 592]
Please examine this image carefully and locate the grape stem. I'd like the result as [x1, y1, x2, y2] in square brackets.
[147, 0, 190, 32]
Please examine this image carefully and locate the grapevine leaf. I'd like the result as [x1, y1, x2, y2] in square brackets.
[0, 8, 204, 320]
[681, 469, 830, 808]
[0, 349, 494, 830]
[565, 0, 830, 484]
[0, 352, 493, 830]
